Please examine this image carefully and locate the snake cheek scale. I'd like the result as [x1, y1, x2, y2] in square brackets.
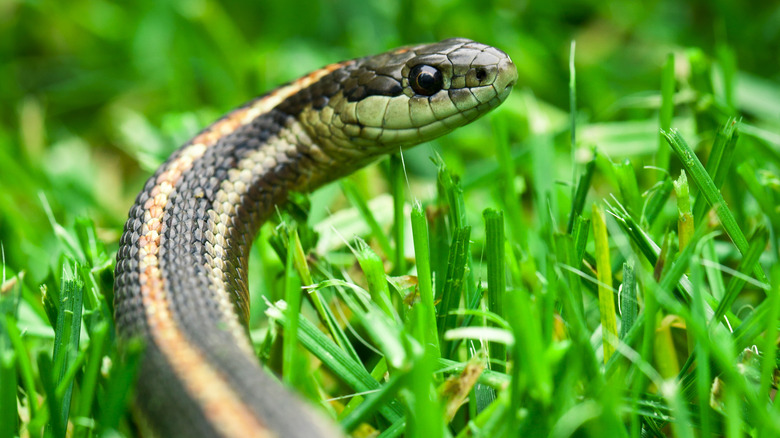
[113, 38, 517, 437]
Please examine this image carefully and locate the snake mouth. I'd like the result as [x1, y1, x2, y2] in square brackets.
[494, 57, 518, 97]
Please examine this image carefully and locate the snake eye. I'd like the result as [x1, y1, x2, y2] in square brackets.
[409, 64, 443, 96]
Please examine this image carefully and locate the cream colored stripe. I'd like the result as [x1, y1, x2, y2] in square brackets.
[205, 122, 322, 342]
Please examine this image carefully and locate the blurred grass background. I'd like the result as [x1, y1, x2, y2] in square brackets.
[2, 0, 780, 437]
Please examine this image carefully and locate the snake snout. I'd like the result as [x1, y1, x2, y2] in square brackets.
[496, 57, 518, 93]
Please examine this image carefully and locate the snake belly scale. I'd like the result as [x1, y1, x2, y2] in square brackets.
[113, 38, 517, 437]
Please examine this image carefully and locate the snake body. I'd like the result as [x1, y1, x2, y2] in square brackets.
[113, 38, 516, 437]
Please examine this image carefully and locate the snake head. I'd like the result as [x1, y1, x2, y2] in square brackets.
[289, 38, 517, 155]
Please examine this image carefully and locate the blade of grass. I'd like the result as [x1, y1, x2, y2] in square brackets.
[492, 114, 528, 248]
[355, 239, 395, 319]
[484, 209, 506, 372]
[3, 314, 37, 420]
[662, 128, 767, 284]
[508, 288, 552, 406]
[0, 350, 17, 437]
[74, 320, 109, 438]
[338, 358, 388, 421]
[644, 175, 673, 227]
[283, 229, 304, 387]
[439, 226, 471, 355]
[435, 357, 510, 390]
[554, 233, 585, 329]
[340, 371, 407, 432]
[661, 380, 695, 438]
[51, 269, 84, 430]
[341, 179, 393, 261]
[454, 389, 510, 438]
[376, 418, 406, 438]
[616, 160, 641, 217]
[389, 153, 406, 275]
[592, 204, 618, 363]
[711, 227, 768, 325]
[736, 161, 780, 229]
[657, 53, 675, 170]
[98, 340, 143, 434]
[288, 221, 360, 364]
[674, 170, 694, 250]
[411, 201, 440, 356]
[405, 304, 444, 438]
[619, 260, 637, 340]
[39, 351, 64, 438]
[566, 153, 596, 234]
[689, 258, 712, 438]
[314, 278, 408, 369]
[691, 119, 738, 222]
[716, 44, 737, 112]
[759, 267, 780, 404]
[266, 301, 404, 422]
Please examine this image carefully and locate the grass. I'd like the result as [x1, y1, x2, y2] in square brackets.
[3, 1, 780, 437]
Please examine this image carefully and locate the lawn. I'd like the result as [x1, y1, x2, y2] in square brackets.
[1, 1, 779, 437]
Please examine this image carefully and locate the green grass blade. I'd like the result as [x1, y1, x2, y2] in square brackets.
[411, 201, 440, 356]
[711, 227, 768, 325]
[389, 153, 407, 275]
[3, 314, 37, 421]
[51, 269, 84, 430]
[73, 321, 109, 438]
[405, 305, 444, 438]
[674, 170, 694, 250]
[355, 239, 395, 319]
[619, 260, 637, 340]
[483, 209, 506, 372]
[759, 267, 780, 404]
[592, 204, 617, 363]
[438, 226, 470, 355]
[616, 159, 641, 217]
[644, 175, 673, 227]
[662, 128, 767, 284]
[492, 114, 528, 248]
[340, 370, 407, 432]
[567, 155, 596, 234]
[98, 341, 143, 434]
[689, 259, 712, 437]
[314, 278, 408, 369]
[691, 119, 738, 222]
[341, 179, 394, 261]
[39, 351, 64, 438]
[0, 350, 17, 437]
[266, 301, 404, 422]
[657, 53, 675, 170]
[283, 229, 304, 387]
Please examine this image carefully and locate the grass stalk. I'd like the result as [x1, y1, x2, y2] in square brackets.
[411, 201, 441, 356]
[484, 209, 507, 372]
[591, 204, 618, 363]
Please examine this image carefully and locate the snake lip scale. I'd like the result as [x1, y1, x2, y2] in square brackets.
[113, 38, 517, 437]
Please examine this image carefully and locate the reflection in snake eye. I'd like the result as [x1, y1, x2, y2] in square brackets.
[409, 64, 444, 96]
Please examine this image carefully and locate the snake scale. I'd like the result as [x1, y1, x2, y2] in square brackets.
[113, 38, 517, 437]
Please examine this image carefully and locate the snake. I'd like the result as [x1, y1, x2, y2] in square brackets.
[113, 38, 517, 437]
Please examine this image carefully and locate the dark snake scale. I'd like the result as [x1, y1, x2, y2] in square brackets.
[113, 38, 517, 437]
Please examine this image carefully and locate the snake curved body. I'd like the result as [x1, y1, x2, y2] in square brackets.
[113, 38, 516, 437]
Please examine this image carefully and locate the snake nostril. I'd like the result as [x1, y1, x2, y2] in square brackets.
[475, 67, 487, 82]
